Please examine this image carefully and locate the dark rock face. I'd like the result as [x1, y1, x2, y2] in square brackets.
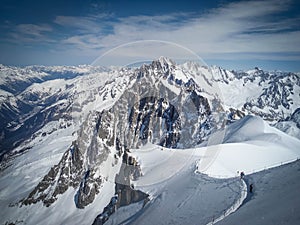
[22, 112, 108, 208]
[92, 152, 148, 225]
[114, 59, 220, 149]
[128, 97, 181, 148]
[242, 72, 300, 122]
[227, 108, 246, 122]
[115, 151, 148, 207]
[22, 142, 84, 206]
[291, 108, 300, 129]
[75, 169, 102, 209]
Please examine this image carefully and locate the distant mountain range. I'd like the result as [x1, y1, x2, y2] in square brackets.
[1, 59, 299, 154]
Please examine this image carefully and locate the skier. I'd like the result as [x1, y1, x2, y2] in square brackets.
[240, 171, 245, 179]
[250, 184, 253, 193]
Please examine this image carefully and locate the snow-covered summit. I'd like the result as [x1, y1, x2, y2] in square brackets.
[198, 115, 300, 178]
[157, 56, 175, 66]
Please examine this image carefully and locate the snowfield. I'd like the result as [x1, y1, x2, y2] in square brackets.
[217, 160, 300, 225]
[199, 115, 300, 178]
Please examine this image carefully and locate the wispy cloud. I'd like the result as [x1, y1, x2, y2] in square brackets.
[57, 0, 300, 63]
[3, 0, 300, 65]
[62, 34, 104, 49]
[9, 23, 53, 43]
[54, 14, 109, 33]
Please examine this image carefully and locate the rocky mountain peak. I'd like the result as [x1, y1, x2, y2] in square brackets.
[19, 58, 224, 210]
[158, 56, 175, 66]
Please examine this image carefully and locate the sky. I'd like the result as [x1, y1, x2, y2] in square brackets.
[0, 0, 300, 71]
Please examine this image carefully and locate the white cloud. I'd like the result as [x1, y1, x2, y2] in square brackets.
[17, 24, 52, 36]
[54, 15, 107, 33]
[8, 23, 53, 43]
[58, 0, 300, 64]
[62, 34, 104, 49]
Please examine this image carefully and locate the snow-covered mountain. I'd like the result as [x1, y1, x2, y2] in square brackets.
[0, 64, 123, 153]
[208, 65, 300, 140]
[2, 60, 299, 154]
[0, 58, 299, 225]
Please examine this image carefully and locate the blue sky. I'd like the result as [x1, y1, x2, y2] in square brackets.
[0, 0, 300, 71]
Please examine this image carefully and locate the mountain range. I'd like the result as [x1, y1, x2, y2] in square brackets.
[0, 58, 299, 225]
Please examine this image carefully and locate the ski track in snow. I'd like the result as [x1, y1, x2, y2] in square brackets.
[216, 160, 300, 225]
[205, 177, 247, 225]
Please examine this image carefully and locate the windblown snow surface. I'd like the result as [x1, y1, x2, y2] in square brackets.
[217, 160, 300, 225]
[1, 115, 300, 224]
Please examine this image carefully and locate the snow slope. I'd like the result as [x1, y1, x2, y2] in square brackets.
[198, 115, 300, 178]
[108, 144, 244, 225]
[217, 160, 300, 225]
[275, 120, 300, 140]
